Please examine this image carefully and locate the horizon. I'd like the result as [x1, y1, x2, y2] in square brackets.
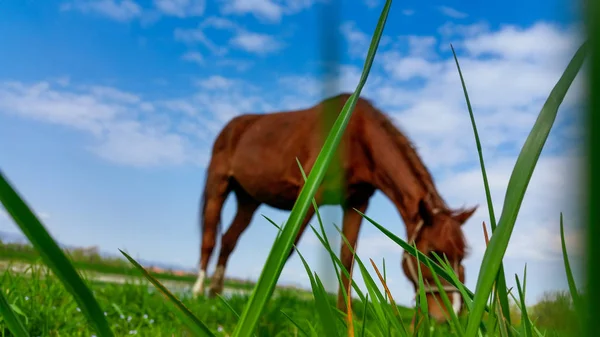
[0, 0, 586, 307]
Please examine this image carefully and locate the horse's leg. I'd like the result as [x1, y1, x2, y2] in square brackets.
[336, 200, 369, 311]
[192, 171, 231, 298]
[208, 189, 260, 297]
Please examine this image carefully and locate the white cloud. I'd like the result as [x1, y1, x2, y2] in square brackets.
[219, 0, 320, 22]
[438, 21, 490, 39]
[381, 52, 443, 80]
[340, 21, 371, 59]
[174, 26, 228, 56]
[402, 9, 415, 16]
[174, 18, 285, 57]
[437, 5, 468, 19]
[230, 31, 283, 55]
[153, 0, 205, 17]
[363, 0, 380, 8]
[182, 51, 204, 65]
[0, 81, 201, 167]
[60, 0, 142, 21]
[462, 22, 582, 62]
[221, 0, 283, 22]
[196, 75, 237, 90]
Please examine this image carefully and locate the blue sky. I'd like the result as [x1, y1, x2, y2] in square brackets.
[0, 0, 587, 306]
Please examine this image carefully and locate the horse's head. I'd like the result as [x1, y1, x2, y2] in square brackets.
[401, 196, 477, 323]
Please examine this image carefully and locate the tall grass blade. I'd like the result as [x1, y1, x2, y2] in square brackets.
[515, 271, 532, 337]
[0, 171, 114, 337]
[231, 1, 391, 335]
[119, 250, 215, 336]
[559, 212, 582, 316]
[423, 258, 464, 337]
[0, 286, 29, 337]
[464, 41, 588, 337]
[450, 44, 513, 332]
[280, 311, 309, 337]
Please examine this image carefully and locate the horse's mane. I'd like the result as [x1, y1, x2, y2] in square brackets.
[359, 97, 449, 211]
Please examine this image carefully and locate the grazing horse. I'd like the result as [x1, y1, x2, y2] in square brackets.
[191, 93, 477, 322]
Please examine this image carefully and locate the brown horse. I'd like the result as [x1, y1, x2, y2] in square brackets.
[191, 93, 477, 322]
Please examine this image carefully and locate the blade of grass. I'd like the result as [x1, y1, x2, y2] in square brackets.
[0, 171, 114, 337]
[414, 243, 430, 337]
[423, 258, 464, 337]
[231, 2, 392, 335]
[559, 212, 583, 316]
[515, 270, 532, 337]
[119, 249, 215, 337]
[464, 40, 588, 337]
[450, 43, 513, 333]
[481, 221, 509, 337]
[0, 286, 29, 337]
[296, 158, 349, 307]
[360, 294, 369, 337]
[215, 293, 240, 319]
[332, 223, 407, 336]
[280, 311, 309, 337]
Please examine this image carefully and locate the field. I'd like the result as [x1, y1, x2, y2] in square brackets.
[0, 244, 579, 336]
[0, 241, 416, 336]
[0, 0, 593, 336]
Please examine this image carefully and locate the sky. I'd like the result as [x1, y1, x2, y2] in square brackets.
[0, 0, 588, 307]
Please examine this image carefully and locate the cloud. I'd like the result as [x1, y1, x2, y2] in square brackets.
[221, 0, 283, 22]
[60, 0, 142, 21]
[0, 80, 205, 167]
[230, 31, 283, 55]
[340, 21, 371, 59]
[153, 0, 205, 17]
[196, 75, 238, 90]
[402, 9, 415, 16]
[363, 0, 380, 8]
[174, 18, 284, 57]
[174, 26, 228, 56]
[181, 51, 204, 65]
[461, 22, 582, 62]
[219, 0, 320, 23]
[437, 6, 468, 19]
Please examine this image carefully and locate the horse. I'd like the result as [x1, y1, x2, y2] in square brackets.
[191, 93, 477, 322]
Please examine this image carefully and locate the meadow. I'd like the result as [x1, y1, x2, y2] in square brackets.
[0, 250, 580, 336]
[0, 0, 592, 336]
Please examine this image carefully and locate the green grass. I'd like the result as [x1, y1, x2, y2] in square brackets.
[0, 0, 590, 336]
[0, 241, 259, 291]
[0, 265, 415, 336]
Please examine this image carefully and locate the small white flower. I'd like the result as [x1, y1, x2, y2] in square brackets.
[25, 296, 29, 301]
[149, 319, 154, 324]
[76, 307, 81, 312]
[143, 314, 148, 319]
[127, 316, 132, 322]
[120, 314, 125, 320]
[217, 326, 223, 332]
[104, 312, 108, 316]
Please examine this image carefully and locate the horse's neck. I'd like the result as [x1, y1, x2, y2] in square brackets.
[364, 126, 445, 235]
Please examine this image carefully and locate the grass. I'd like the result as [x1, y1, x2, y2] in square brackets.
[0, 264, 415, 336]
[0, 0, 590, 336]
[0, 240, 259, 291]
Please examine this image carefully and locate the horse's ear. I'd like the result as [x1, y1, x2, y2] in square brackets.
[453, 205, 478, 225]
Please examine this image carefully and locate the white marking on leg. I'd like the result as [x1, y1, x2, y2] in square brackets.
[451, 292, 461, 314]
[192, 270, 206, 296]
